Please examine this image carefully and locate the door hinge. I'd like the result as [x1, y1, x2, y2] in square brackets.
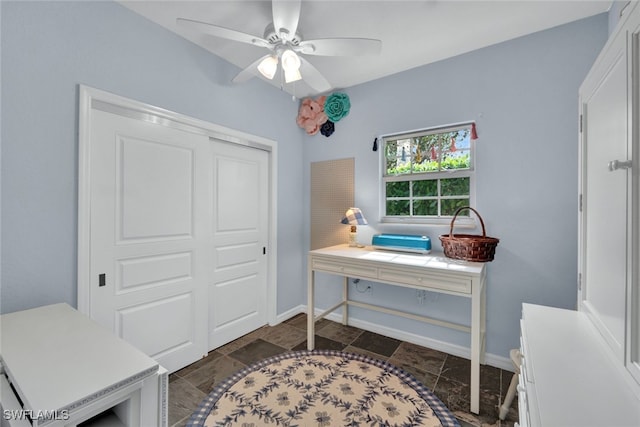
[579, 114, 583, 133]
[99, 273, 106, 287]
[578, 273, 582, 291]
[579, 193, 583, 212]
[263, 246, 266, 255]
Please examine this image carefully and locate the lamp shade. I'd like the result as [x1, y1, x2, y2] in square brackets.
[341, 208, 368, 226]
[258, 55, 278, 80]
[281, 49, 302, 83]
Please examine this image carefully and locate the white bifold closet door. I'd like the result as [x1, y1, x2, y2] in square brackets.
[88, 109, 268, 373]
[209, 140, 269, 349]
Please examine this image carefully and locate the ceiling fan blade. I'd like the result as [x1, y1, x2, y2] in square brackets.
[177, 18, 271, 49]
[232, 54, 273, 84]
[272, 0, 301, 38]
[298, 56, 331, 93]
[297, 38, 382, 56]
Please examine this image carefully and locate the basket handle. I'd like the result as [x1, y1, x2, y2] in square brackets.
[448, 206, 486, 238]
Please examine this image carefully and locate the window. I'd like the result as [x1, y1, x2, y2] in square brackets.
[381, 122, 475, 223]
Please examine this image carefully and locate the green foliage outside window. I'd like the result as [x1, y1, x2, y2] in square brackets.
[386, 154, 470, 175]
[385, 177, 470, 216]
[385, 130, 470, 176]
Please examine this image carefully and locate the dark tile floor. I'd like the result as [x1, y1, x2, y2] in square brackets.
[169, 314, 519, 427]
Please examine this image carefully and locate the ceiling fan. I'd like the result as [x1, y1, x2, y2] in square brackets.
[177, 0, 382, 94]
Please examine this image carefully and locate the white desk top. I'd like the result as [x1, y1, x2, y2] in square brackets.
[310, 244, 485, 276]
[0, 303, 158, 414]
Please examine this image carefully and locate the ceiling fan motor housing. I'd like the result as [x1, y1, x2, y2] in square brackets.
[263, 22, 302, 46]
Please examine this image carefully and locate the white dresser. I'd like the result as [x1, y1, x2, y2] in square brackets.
[518, 304, 640, 427]
[0, 303, 167, 427]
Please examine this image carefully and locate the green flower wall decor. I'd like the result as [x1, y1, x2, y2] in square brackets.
[296, 92, 350, 137]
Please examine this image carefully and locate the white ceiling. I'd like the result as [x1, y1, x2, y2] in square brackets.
[120, 0, 611, 98]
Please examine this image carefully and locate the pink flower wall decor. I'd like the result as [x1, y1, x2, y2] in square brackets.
[296, 96, 328, 135]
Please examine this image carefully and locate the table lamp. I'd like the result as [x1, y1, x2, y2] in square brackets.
[341, 207, 368, 247]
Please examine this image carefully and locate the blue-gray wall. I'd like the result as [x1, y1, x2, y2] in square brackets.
[1, 1, 609, 363]
[303, 13, 608, 361]
[0, 1, 304, 315]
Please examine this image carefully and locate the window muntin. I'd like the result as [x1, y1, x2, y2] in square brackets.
[382, 123, 474, 222]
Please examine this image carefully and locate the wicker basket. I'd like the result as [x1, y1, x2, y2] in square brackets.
[439, 207, 499, 262]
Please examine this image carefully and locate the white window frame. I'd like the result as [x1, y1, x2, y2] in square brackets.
[379, 122, 476, 226]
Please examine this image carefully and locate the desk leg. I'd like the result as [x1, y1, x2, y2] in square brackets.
[480, 275, 486, 364]
[342, 277, 348, 325]
[307, 269, 315, 350]
[470, 275, 482, 414]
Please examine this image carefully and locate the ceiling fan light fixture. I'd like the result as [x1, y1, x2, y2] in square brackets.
[281, 49, 302, 83]
[284, 68, 302, 83]
[258, 55, 279, 80]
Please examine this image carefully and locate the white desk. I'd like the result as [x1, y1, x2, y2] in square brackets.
[307, 244, 487, 414]
[0, 303, 167, 426]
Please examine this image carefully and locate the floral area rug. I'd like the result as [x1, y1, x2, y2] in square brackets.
[186, 350, 460, 427]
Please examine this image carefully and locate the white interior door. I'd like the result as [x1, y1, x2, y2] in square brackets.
[580, 25, 631, 360]
[89, 109, 210, 372]
[209, 140, 269, 349]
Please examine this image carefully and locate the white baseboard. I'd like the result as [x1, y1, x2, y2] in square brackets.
[274, 304, 305, 325]
[275, 305, 514, 372]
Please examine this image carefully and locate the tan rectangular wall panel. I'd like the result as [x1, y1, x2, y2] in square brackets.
[310, 158, 354, 250]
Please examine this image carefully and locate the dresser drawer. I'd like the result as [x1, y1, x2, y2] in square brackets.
[378, 268, 471, 293]
[311, 258, 378, 280]
[0, 374, 32, 427]
[517, 372, 530, 427]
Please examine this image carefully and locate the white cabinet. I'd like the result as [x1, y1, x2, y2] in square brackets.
[0, 304, 167, 427]
[579, 0, 640, 390]
[578, 0, 637, 364]
[518, 3, 640, 425]
[519, 304, 640, 426]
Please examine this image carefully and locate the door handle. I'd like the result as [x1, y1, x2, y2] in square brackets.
[608, 160, 632, 171]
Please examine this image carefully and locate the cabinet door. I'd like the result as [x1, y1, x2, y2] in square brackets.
[579, 15, 631, 362]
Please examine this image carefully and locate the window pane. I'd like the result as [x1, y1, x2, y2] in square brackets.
[386, 200, 410, 216]
[413, 180, 437, 197]
[441, 177, 470, 196]
[441, 129, 471, 170]
[386, 181, 410, 197]
[441, 199, 469, 216]
[385, 139, 413, 175]
[413, 199, 437, 216]
[416, 135, 440, 172]
[385, 140, 398, 157]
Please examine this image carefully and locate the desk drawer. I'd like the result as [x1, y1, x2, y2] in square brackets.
[311, 258, 378, 280]
[378, 268, 471, 293]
